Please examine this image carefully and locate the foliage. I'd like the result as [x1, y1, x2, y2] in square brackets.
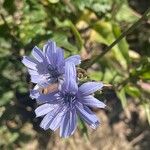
[0, 0, 150, 148]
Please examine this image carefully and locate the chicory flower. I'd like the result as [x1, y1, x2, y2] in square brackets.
[22, 40, 81, 99]
[35, 62, 106, 138]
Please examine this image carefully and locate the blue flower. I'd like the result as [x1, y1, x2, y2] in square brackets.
[22, 40, 81, 99]
[35, 62, 106, 138]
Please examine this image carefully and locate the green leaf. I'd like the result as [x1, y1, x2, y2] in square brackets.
[125, 85, 141, 98]
[130, 57, 150, 80]
[143, 103, 150, 125]
[112, 23, 130, 64]
[92, 2, 111, 13]
[140, 72, 150, 80]
[72, 0, 92, 11]
[116, 3, 138, 22]
[0, 126, 19, 145]
[52, 33, 78, 52]
[48, 0, 59, 3]
[9, 133, 19, 144]
[54, 19, 83, 51]
[91, 21, 130, 69]
[69, 21, 83, 51]
[116, 88, 127, 108]
[19, 3, 47, 44]
[0, 91, 14, 106]
[89, 71, 103, 81]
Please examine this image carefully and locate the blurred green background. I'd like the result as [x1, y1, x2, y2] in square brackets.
[0, 0, 150, 149]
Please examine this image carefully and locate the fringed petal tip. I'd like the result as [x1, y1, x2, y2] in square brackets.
[31, 46, 45, 63]
[29, 85, 40, 99]
[35, 104, 55, 118]
[47, 39, 56, 45]
[90, 120, 100, 129]
[22, 56, 38, 70]
[21, 56, 26, 64]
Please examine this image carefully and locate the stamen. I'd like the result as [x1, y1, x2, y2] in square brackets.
[62, 93, 76, 108]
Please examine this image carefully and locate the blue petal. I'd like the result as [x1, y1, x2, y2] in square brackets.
[76, 102, 100, 129]
[22, 56, 48, 75]
[28, 69, 39, 76]
[79, 95, 106, 108]
[30, 75, 41, 83]
[35, 103, 58, 117]
[62, 62, 78, 93]
[30, 73, 56, 87]
[22, 56, 38, 70]
[49, 106, 68, 131]
[65, 55, 81, 65]
[36, 92, 58, 104]
[32, 46, 45, 63]
[55, 47, 65, 67]
[30, 75, 49, 85]
[43, 40, 56, 64]
[40, 106, 60, 130]
[43, 40, 64, 67]
[30, 85, 40, 99]
[78, 82, 103, 96]
[60, 109, 77, 138]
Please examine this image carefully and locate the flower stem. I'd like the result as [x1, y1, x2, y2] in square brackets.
[84, 7, 150, 69]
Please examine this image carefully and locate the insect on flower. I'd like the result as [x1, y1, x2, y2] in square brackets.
[77, 67, 88, 79]
[39, 83, 59, 95]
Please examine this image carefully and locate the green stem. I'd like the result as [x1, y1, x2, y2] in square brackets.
[84, 7, 150, 69]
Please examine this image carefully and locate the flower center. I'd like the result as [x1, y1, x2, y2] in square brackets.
[60, 93, 76, 108]
[47, 64, 60, 78]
